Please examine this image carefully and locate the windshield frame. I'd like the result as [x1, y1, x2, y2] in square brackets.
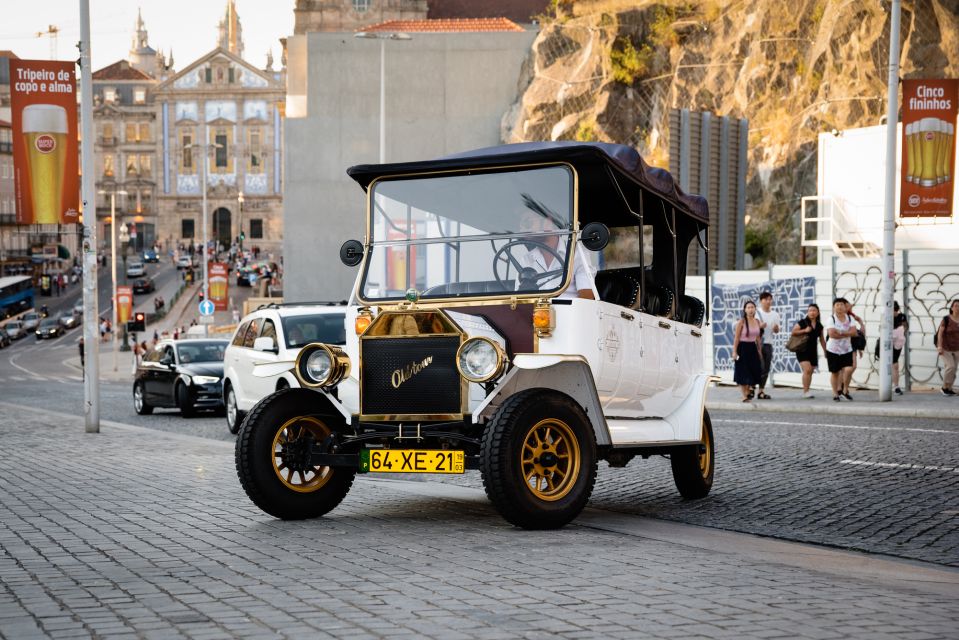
[355, 161, 580, 306]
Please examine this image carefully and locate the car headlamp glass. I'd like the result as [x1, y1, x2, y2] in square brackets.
[456, 337, 506, 383]
[294, 343, 351, 389]
[192, 375, 219, 385]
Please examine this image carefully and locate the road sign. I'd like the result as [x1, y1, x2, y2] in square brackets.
[198, 299, 215, 316]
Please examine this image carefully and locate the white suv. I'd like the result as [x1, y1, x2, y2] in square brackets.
[223, 303, 347, 433]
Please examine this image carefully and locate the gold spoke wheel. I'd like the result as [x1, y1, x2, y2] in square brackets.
[520, 418, 580, 502]
[271, 416, 334, 493]
[698, 421, 712, 478]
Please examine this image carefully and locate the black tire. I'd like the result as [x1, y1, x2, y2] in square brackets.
[176, 383, 195, 418]
[133, 382, 153, 415]
[235, 388, 355, 520]
[480, 389, 597, 529]
[225, 383, 245, 435]
[670, 409, 715, 499]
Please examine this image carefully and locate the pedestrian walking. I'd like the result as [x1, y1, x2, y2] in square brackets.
[826, 298, 857, 402]
[99, 318, 107, 341]
[888, 302, 908, 395]
[790, 303, 827, 398]
[936, 299, 959, 396]
[173, 327, 179, 340]
[54, 276, 60, 297]
[131, 339, 142, 375]
[755, 291, 780, 399]
[733, 300, 764, 402]
[78, 336, 85, 375]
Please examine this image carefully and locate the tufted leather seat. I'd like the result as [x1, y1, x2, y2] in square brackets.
[595, 270, 641, 308]
[675, 294, 705, 327]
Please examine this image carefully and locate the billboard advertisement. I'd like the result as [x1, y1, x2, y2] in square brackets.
[209, 262, 229, 312]
[8, 59, 79, 225]
[117, 286, 133, 326]
[900, 79, 958, 218]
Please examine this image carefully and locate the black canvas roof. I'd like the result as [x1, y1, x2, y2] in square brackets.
[347, 141, 709, 227]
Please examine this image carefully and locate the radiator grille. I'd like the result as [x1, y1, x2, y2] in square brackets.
[361, 336, 462, 417]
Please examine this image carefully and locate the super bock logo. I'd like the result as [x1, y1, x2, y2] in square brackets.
[34, 134, 56, 153]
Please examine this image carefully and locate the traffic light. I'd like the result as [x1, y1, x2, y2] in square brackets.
[198, 291, 205, 303]
[127, 312, 146, 333]
[240, 231, 245, 241]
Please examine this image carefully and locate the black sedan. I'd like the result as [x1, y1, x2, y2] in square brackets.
[133, 339, 228, 417]
[36, 317, 63, 339]
[132, 277, 156, 294]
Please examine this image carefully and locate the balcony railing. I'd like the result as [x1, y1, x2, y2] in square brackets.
[99, 136, 116, 147]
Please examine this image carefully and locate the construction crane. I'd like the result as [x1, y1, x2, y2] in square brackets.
[35, 25, 59, 60]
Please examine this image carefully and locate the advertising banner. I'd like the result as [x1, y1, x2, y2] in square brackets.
[900, 79, 958, 218]
[8, 59, 79, 225]
[209, 262, 229, 311]
[117, 286, 133, 326]
[711, 277, 817, 375]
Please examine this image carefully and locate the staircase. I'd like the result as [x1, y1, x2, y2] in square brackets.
[801, 197, 880, 259]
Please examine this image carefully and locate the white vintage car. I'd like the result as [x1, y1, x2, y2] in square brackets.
[235, 142, 715, 529]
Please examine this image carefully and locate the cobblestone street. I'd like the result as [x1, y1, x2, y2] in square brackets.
[1, 403, 957, 639]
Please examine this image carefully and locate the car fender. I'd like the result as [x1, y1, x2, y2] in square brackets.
[472, 354, 612, 447]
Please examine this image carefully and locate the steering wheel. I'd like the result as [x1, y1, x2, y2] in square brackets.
[492, 239, 566, 291]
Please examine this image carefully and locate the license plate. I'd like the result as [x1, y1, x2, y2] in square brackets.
[360, 449, 464, 474]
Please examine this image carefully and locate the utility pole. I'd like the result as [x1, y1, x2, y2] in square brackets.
[36, 25, 59, 60]
[879, 0, 901, 402]
[201, 125, 209, 302]
[79, 0, 99, 432]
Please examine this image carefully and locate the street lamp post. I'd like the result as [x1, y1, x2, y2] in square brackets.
[237, 191, 244, 252]
[353, 31, 412, 164]
[98, 189, 127, 371]
[186, 134, 222, 303]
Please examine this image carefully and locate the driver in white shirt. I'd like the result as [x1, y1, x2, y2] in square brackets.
[515, 208, 594, 300]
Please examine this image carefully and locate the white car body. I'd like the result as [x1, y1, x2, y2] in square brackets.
[176, 256, 192, 269]
[126, 261, 146, 278]
[3, 320, 24, 339]
[222, 303, 347, 431]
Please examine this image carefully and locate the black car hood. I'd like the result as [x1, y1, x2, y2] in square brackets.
[177, 363, 223, 377]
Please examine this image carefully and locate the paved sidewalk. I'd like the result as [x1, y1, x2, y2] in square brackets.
[707, 384, 959, 419]
[1, 402, 957, 639]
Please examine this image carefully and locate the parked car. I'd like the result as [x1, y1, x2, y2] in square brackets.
[132, 277, 156, 294]
[3, 320, 24, 340]
[176, 255, 193, 269]
[57, 310, 80, 330]
[233, 142, 715, 530]
[72, 300, 84, 317]
[133, 339, 229, 417]
[0, 327, 10, 348]
[21, 311, 41, 332]
[223, 303, 347, 434]
[235, 266, 255, 287]
[126, 261, 146, 278]
[143, 249, 159, 263]
[36, 317, 63, 339]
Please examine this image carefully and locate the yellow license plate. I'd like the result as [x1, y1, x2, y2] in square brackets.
[361, 449, 464, 474]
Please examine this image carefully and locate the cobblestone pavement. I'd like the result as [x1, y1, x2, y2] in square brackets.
[1, 404, 957, 640]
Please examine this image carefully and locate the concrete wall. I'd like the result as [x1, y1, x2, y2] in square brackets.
[283, 30, 537, 302]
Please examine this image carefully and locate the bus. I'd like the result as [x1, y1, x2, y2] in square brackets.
[0, 276, 35, 319]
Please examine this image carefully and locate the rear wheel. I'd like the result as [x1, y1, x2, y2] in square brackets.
[133, 382, 153, 415]
[225, 384, 245, 435]
[480, 389, 597, 529]
[670, 409, 714, 499]
[235, 388, 355, 520]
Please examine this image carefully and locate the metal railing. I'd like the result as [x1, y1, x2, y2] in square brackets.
[800, 196, 880, 258]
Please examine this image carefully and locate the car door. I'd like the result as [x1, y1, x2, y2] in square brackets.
[232, 318, 260, 407]
[247, 318, 280, 401]
[152, 344, 178, 406]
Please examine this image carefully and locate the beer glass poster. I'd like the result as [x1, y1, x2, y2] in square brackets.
[116, 286, 133, 325]
[9, 60, 79, 225]
[900, 79, 958, 218]
[209, 262, 229, 311]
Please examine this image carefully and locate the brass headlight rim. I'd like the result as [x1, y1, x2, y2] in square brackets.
[294, 342, 351, 389]
[455, 336, 507, 384]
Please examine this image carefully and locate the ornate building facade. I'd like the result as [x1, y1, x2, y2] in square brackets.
[293, 0, 428, 34]
[154, 2, 285, 252]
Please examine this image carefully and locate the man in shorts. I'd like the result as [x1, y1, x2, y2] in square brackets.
[826, 297, 856, 401]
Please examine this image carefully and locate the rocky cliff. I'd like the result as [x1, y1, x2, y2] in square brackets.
[503, 0, 959, 264]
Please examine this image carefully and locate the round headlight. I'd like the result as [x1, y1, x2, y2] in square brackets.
[456, 337, 506, 383]
[306, 350, 332, 384]
[294, 343, 351, 389]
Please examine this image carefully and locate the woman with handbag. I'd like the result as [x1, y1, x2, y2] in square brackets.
[789, 303, 828, 398]
[733, 300, 764, 402]
[892, 301, 908, 395]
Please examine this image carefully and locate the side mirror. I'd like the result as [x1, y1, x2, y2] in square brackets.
[340, 239, 364, 267]
[580, 222, 610, 251]
[253, 336, 278, 353]
[160, 356, 173, 366]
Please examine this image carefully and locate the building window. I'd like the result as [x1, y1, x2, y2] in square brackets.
[125, 123, 138, 143]
[228, 68, 235, 83]
[104, 87, 116, 103]
[101, 123, 113, 142]
[353, 0, 370, 12]
[134, 88, 146, 104]
[104, 154, 115, 177]
[250, 219, 263, 239]
[139, 155, 152, 178]
[126, 155, 139, 177]
[205, 68, 212, 83]
[248, 128, 262, 174]
[182, 219, 195, 238]
[180, 131, 194, 172]
[213, 130, 231, 171]
[138, 123, 151, 142]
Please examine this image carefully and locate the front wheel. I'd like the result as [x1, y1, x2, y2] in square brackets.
[225, 384, 245, 435]
[481, 389, 597, 529]
[235, 388, 355, 520]
[133, 382, 153, 415]
[670, 409, 714, 499]
[176, 383, 195, 418]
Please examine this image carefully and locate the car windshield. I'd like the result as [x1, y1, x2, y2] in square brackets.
[40, 318, 58, 328]
[176, 341, 226, 363]
[281, 313, 346, 348]
[360, 165, 575, 302]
